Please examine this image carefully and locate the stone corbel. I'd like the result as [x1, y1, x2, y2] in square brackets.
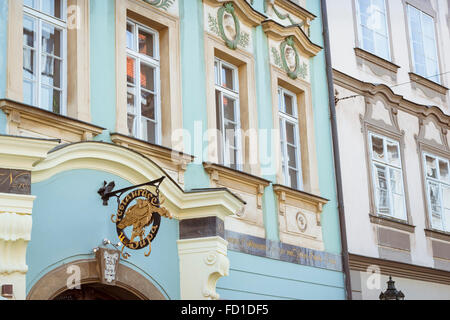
[177, 236, 229, 300]
[316, 202, 323, 226]
[276, 190, 286, 216]
[7, 110, 21, 136]
[256, 184, 265, 209]
[178, 160, 188, 185]
[210, 169, 220, 188]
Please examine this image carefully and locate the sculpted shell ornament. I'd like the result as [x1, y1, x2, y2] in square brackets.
[218, 3, 241, 50]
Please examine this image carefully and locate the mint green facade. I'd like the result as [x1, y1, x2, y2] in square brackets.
[0, 0, 345, 300]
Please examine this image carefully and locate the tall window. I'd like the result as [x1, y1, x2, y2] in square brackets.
[407, 5, 440, 83]
[214, 58, 242, 170]
[126, 19, 160, 144]
[369, 133, 406, 220]
[356, 0, 390, 60]
[23, 0, 67, 114]
[278, 87, 302, 190]
[423, 154, 450, 232]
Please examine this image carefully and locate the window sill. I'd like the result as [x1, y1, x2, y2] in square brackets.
[369, 214, 415, 233]
[203, 162, 270, 209]
[0, 99, 105, 142]
[425, 229, 450, 242]
[408, 72, 449, 96]
[354, 47, 400, 74]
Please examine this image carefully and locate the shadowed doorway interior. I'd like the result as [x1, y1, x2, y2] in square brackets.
[53, 283, 143, 300]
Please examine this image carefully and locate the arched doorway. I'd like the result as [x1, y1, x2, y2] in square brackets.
[27, 259, 167, 300]
[53, 283, 142, 300]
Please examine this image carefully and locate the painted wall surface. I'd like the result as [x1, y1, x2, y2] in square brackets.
[307, 0, 342, 255]
[217, 251, 345, 300]
[89, 0, 117, 131]
[326, 0, 450, 114]
[353, 271, 450, 300]
[328, 0, 450, 270]
[215, 0, 346, 299]
[0, 0, 7, 100]
[27, 169, 180, 299]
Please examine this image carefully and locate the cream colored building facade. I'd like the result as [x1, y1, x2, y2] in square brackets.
[326, 0, 450, 299]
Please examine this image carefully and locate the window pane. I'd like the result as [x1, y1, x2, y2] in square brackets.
[214, 61, 219, 85]
[443, 186, 450, 232]
[375, 165, 389, 215]
[141, 119, 156, 144]
[23, 80, 35, 105]
[289, 169, 298, 190]
[42, 23, 62, 57]
[23, 16, 36, 48]
[141, 91, 155, 120]
[371, 135, 384, 161]
[287, 145, 297, 168]
[140, 63, 155, 91]
[127, 114, 136, 136]
[361, 26, 375, 53]
[284, 93, 294, 116]
[224, 121, 237, 148]
[138, 28, 154, 58]
[41, 0, 63, 19]
[387, 142, 400, 167]
[127, 86, 135, 113]
[374, 32, 389, 60]
[390, 168, 405, 219]
[221, 65, 235, 91]
[428, 182, 442, 229]
[439, 160, 449, 183]
[126, 23, 135, 50]
[24, 0, 37, 9]
[285, 122, 295, 145]
[23, 48, 36, 80]
[41, 86, 61, 113]
[127, 57, 136, 84]
[425, 155, 437, 179]
[223, 96, 236, 121]
[41, 55, 62, 88]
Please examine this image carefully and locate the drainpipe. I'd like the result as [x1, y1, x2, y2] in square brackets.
[320, 0, 353, 300]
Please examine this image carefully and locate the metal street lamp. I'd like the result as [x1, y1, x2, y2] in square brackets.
[379, 276, 405, 300]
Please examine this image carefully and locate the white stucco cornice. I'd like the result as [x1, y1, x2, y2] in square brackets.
[0, 135, 60, 171]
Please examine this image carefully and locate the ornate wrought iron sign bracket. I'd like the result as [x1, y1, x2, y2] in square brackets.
[97, 177, 172, 259]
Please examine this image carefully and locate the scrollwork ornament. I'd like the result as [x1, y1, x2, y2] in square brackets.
[218, 3, 241, 50]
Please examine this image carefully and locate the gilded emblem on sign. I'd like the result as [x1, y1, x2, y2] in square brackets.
[111, 187, 172, 259]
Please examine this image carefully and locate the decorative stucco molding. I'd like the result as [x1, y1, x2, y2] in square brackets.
[0, 99, 105, 143]
[177, 236, 229, 300]
[262, 20, 322, 58]
[31, 142, 245, 221]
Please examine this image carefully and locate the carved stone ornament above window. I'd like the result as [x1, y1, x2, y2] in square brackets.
[142, 0, 174, 11]
[217, 3, 241, 50]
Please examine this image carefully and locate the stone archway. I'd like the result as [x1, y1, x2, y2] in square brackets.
[27, 259, 166, 300]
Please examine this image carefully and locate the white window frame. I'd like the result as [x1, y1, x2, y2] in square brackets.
[126, 18, 161, 145]
[214, 57, 242, 171]
[278, 87, 303, 190]
[406, 4, 440, 84]
[23, 0, 67, 114]
[423, 153, 450, 232]
[369, 132, 407, 220]
[355, 0, 391, 61]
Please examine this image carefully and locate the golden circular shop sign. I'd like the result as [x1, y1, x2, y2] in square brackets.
[111, 188, 172, 258]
